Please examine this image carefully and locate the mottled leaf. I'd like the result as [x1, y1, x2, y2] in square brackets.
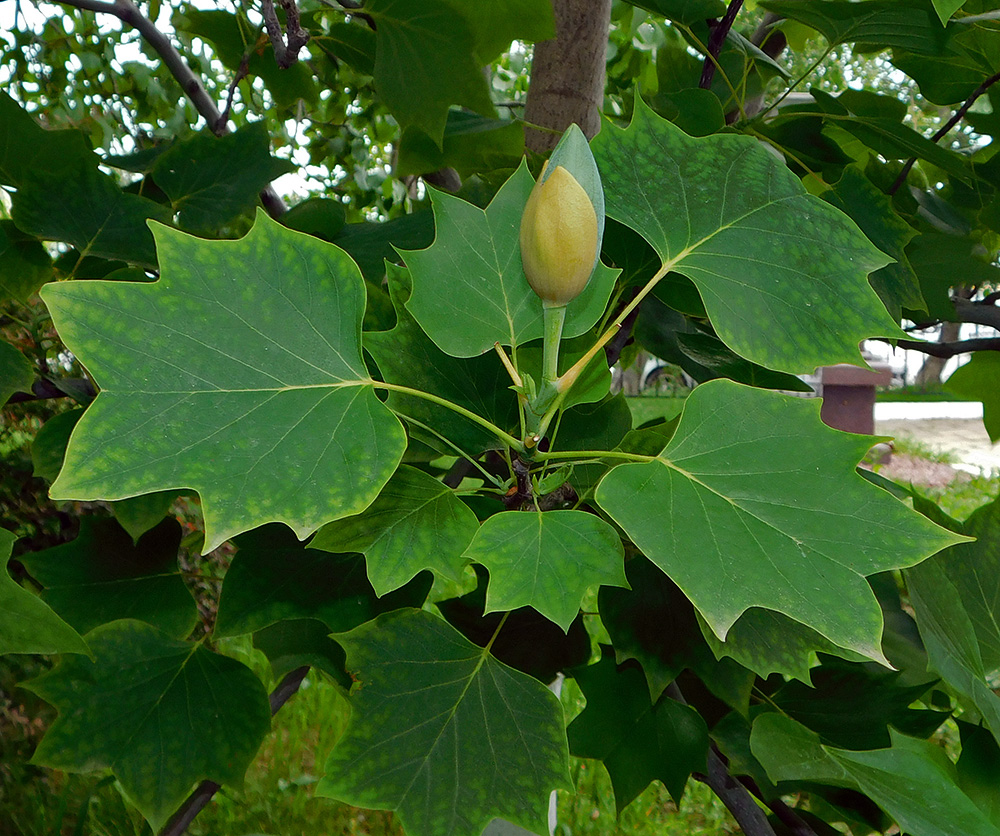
[0, 529, 90, 656]
[591, 98, 900, 374]
[26, 620, 271, 831]
[463, 509, 626, 631]
[19, 517, 196, 638]
[41, 210, 406, 551]
[310, 465, 479, 595]
[595, 379, 962, 662]
[317, 608, 572, 836]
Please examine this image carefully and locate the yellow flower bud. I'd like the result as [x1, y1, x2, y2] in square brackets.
[520, 163, 599, 306]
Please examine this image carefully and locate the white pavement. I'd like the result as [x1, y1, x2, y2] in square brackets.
[873, 402, 999, 475]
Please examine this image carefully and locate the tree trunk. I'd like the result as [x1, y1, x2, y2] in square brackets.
[523, 0, 611, 152]
[915, 320, 961, 386]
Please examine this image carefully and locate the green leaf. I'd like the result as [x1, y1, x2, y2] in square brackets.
[958, 722, 1000, 827]
[906, 234, 1000, 320]
[333, 212, 434, 282]
[214, 523, 432, 639]
[751, 714, 1000, 836]
[365, 265, 520, 455]
[19, 517, 197, 639]
[769, 659, 946, 750]
[595, 379, 962, 662]
[321, 22, 376, 75]
[701, 608, 868, 683]
[946, 353, 1000, 442]
[822, 166, 923, 318]
[41, 210, 406, 551]
[26, 619, 271, 831]
[0, 528, 90, 656]
[310, 465, 479, 595]
[151, 123, 295, 233]
[252, 618, 351, 687]
[397, 112, 525, 178]
[759, 1, 949, 53]
[623, 0, 726, 25]
[591, 98, 900, 374]
[365, 0, 496, 146]
[462, 509, 627, 631]
[282, 197, 347, 241]
[111, 490, 178, 541]
[933, 0, 968, 23]
[404, 161, 618, 357]
[567, 648, 708, 810]
[13, 165, 172, 267]
[317, 608, 572, 836]
[0, 339, 33, 406]
[31, 408, 83, 483]
[437, 565, 592, 683]
[0, 91, 94, 187]
[0, 220, 52, 303]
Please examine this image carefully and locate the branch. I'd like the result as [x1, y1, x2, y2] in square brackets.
[954, 297, 1000, 330]
[699, 0, 745, 90]
[889, 69, 1000, 194]
[261, 0, 310, 69]
[739, 776, 819, 836]
[158, 666, 309, 836]
[216, 53, 251, 134]
[890, 337, 1000, 358]
[45, 0, 287, 217]
[666, 682, 777, 836]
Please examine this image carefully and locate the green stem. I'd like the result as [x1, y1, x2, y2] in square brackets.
[541, 303, 567, 386]
[372, 381, 524, 452]
[534, 449, 656, 463]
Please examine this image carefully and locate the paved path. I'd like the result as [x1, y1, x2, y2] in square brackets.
[873, 403, 999, 475]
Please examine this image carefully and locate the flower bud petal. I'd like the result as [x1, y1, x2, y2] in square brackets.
[520, 164, 599, 306]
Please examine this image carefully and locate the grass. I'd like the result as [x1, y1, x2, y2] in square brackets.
[876, 385, 977, 403]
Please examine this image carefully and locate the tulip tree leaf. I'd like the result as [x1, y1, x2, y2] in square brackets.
[310, 465, 478, 595]
[317, 608, 572, 836]
[40, 210, 406, 552]
[365, 266, 520, 455]
[0, 529, 90, 656]
[462, 509, 627, 632]
[0, 90, 95, 187]
[751, 714, 1000, 836]
[404, 161, 619, 357]
[946, 352, 1000, 443]
[594, 379, 963, 662]
[18, 517, 197, 639]
[1, 339, 33, 406]
[214, 523, 432, 638]
[590, 97, 902, 374]
[567, 648, 708, 810]
[25, 619, 271, 831]
[0, 220, 52, 303]
[151, 123, 296, 233]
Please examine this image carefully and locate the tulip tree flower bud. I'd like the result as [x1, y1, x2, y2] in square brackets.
[519, 124, 605, 307]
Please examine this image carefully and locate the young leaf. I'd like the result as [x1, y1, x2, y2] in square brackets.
[590, 97, 902, 374]
[751, 714, 1000, 836]
[310, 465, 479, 595]
[25, 620, 271, 832]
[568, 648, 708, 811]
[462, 509, 627, 632]
[318, 608, 572, 836]
[594, 379, 964, 663]
[0, 529, 90, 657]
[19, 517, 197, 639]
[404, 161, 618, 357]
[40, 210, 406, 551]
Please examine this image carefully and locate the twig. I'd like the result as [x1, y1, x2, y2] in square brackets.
[699, 0, 745, 90]
[666, 682, 777, 836]
[739, 776, 819, 836]
[157, 666, 310, 836]
[890, 337, 1000, 358]
[46, 0, 287, 217]
[216, 52, 251, 133]
[889, 69, 1000, 194]
[261, 0, 310, 69]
